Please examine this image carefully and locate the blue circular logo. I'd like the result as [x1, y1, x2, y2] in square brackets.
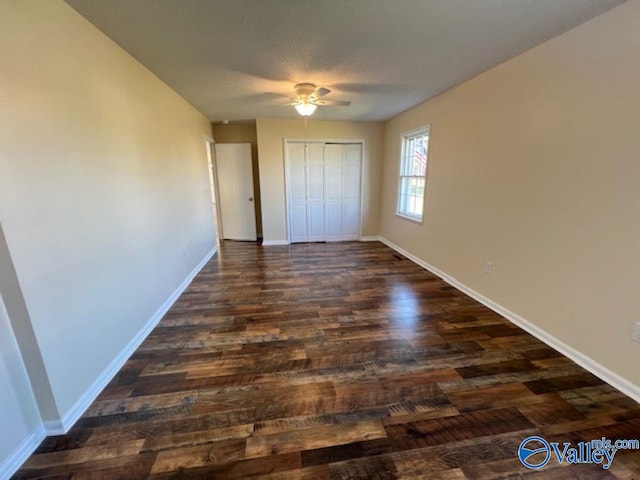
[518, 436, 551, 470]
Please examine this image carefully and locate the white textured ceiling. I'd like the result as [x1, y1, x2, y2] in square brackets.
[65, 0, 624, 122]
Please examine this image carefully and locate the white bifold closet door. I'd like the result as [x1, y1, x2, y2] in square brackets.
[287, 141, 362, 243]
[325, 144, 362, 242]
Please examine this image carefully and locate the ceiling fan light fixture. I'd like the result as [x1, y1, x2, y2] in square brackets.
[294, 102, 317, 116]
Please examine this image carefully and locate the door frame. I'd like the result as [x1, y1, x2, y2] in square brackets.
[283, 138, 365, 244]
[205, 137, 224, 243]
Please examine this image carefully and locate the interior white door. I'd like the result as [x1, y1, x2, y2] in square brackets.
[215, 143, 257, 241]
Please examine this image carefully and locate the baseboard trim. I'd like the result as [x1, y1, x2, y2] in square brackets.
[379, 237, 640, 404]
[261, 240, 290, 246]
[47, 246, 218, 435]
[360, 236, 381, 242]
[0, 425, 45, 480]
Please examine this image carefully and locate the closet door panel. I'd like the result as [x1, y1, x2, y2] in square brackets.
[340, 144, 362, 240]
[342, 164, 361, 200]
[325, 204, 341, 240]
[287, 143, 307, 243]
[308, 205, 325, 240]
[325, 145, 342, 242]
[307, 163, 324, 201]
[290, 205, 308, 240]
[325, 145, 342, 201]
[341, 203, 361, 239]
[305, 143, 325, 241]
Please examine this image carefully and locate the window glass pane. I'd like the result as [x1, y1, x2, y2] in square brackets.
[400, 177, 409, 196]
[401, 194, 409, 213]
[411, 134, 427, 176]
[417, 177, 425, 197]
[398, 129, 429, 220]
[416, 196, 423, 216]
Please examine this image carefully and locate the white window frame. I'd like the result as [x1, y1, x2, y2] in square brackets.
[396, 126, 430, 223]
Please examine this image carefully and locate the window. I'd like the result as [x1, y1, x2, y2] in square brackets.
[397, 127, 430, 222]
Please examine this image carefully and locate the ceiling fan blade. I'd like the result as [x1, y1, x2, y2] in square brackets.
[313, 87, 331, 98]
[315, 99, 351, 106]
[265, 92, 298, 100]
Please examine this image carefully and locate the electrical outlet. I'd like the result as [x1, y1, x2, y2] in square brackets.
[632, 322, 640, 343]
[485, 260, 493, 274]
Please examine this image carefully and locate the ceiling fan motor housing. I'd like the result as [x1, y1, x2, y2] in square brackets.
[295, 83, 318, 99]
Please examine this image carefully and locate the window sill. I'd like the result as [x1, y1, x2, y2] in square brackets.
[395, 212, 423, 225]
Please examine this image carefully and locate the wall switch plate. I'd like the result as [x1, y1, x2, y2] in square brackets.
[485, 261, 493, 274]
[632, 322, 640, 343]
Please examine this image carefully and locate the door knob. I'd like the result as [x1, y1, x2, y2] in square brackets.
[249, 197, 254, 202]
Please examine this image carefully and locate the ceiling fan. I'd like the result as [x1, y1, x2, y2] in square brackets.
[280, 83, 351, 116]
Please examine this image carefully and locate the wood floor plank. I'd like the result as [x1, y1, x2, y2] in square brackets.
[327, 454, 398, 480]
[517, 393, 587, 427]
[385, 407, 534, 451]
[141, 423, 255, 452]
[13, 241, 640, 479]
[149, 439, 247, 475]
[245, 419, 388, 458]
[252, 464, 331, 480]
[13, 452, 158, 480]
[20, 440, 145, 469]
[148, 452, 302, 480]
[300, 437, 393, 467]
[446, 382, 543, 413]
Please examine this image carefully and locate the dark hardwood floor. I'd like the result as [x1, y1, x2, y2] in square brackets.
[14, 241, 640, 479]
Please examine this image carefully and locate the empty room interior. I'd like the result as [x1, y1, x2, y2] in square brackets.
[2, 0, 640, 478]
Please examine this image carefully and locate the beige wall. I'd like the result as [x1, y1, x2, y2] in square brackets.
[211, 123, 263, 237]
[381, 1, 640, 389]
[256, 118, 384, 242]
[0, 0, 216, 441]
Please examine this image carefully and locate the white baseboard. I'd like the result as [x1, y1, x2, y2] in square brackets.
[47, 246, 218, 435]
[262, 240, 290, 246]
[379, 237, 640, 404]
[360, 236, 381, 242]
[0, 425, 45, 480]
